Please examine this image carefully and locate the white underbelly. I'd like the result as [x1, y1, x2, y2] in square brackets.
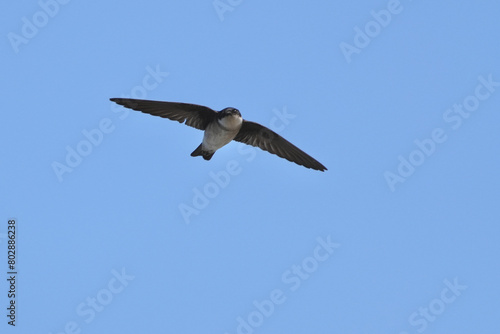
[202, 122, 238, 152]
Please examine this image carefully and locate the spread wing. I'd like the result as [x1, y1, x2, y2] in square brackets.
[233, 121, 327, 171]
[110, 98, 218, 130]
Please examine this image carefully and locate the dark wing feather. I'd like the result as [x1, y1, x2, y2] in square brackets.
[110, 98, 218, 130]
[233, 121, 327, 171]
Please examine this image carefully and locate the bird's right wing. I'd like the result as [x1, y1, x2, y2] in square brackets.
[110, 98, 218, 130]
[233, 121, 327, 171]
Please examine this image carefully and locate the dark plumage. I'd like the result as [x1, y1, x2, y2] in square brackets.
[110, 98, 327, 171]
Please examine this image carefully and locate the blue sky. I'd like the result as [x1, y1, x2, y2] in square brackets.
[1, 0, 500, 333]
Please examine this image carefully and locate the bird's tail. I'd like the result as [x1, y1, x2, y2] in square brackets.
[191, 144, 214, 161]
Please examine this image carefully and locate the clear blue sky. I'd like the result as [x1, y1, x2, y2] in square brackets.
[2, 0, 499, 333]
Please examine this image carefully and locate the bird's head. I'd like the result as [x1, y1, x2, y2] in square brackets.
[218, 107, 243, 130]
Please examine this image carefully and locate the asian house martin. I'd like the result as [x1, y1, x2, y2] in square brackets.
[110, 98, 327, 171]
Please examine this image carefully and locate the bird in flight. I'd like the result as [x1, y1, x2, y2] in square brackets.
[110, 98, 327, 171]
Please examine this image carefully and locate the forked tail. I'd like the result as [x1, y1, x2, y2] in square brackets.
[191, 144, 215, 161]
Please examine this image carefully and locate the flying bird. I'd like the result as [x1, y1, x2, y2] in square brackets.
[109, 98, 327, 171]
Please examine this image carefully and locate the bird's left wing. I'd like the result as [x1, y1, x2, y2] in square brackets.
[110, 98, 218, 130]
[233, 121, 327, 171]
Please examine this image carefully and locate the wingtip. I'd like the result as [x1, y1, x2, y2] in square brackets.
[110, 98, 139, 109]
[306, 160, 327, 172]
[310, 163, 327, 172]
